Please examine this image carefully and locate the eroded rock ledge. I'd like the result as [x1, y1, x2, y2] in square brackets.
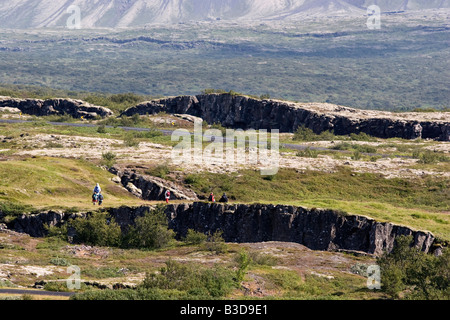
[121, 93, 450, 141]
[9, 202, 436, 256]
[0, 96, 113, 119]
[108, 166, 198, 201]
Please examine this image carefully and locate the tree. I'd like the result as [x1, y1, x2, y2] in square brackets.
[377, 235, 449, 300]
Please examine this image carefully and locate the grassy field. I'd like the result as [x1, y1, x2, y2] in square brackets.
[0, 156, 147, 211]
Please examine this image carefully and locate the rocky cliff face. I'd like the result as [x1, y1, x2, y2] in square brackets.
[0, 96, 113, 119]
[10, 202, 436, 256]
[121, 94, 450, 141]
[164, 203, 436, 256]
[11, 211, 86, 237]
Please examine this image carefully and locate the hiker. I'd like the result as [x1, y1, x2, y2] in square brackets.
[219, 193, 228, 203]
[208, 192, 215, 202]
[92, 183, 103, 205]
[98, 193, 104, 206]
[93, 183, 101, 195]
[165, 190, 171, 203]
[92, 192, 98, 205]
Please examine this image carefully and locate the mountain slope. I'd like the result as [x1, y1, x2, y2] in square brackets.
[0, 0, 449, 28]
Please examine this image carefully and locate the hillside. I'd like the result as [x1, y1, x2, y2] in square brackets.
[0, 0, 449, 28]
[0, 89, 448, 301]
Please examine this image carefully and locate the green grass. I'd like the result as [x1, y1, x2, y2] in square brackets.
[0, 157, 146, 211]
[0, 121, 175, 148]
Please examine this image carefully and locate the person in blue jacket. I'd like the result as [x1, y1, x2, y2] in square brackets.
[93, 183, 101, 194]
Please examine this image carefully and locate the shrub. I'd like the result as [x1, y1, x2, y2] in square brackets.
[349, 132, 377, 142]
[50, 257, 70, 266]
[204, 230, 228, 254]
[123, 134, 139, 147]
[351, 150, 362, 160]
[184, 229, 208, 245]
[71, 287, 197, 300]
[146, 163, 171, 179]
[209, 122, 227, 135]
[97, 125, 107, 134]
[101, 151, 117, 167]
[248, 251, 278, 266]
[184, 174, 201, 185]
[296, 147, 318, 158]
[235, 251, 251, 283]
[293, 126, 335, 141]
[141, 259, 237, 298]
[123, 206, 174, 249]
[70, 212, 122, 247]
[44, 281, 82, 292]
[413, 150, 449, 164]
[331, 142, 353, 150]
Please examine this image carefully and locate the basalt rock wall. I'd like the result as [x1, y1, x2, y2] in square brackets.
[0, 96, 114, 119]
[121, 94, 450, 141]
[110, 202, 436, 256]
[8, 202, 436, 256]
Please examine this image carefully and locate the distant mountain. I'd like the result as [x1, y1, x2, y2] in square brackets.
[0, 0, 449, 28]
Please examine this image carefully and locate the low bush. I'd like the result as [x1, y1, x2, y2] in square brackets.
[183, 229, 208, 245]
[146, 163, 171, 179]
[50, 257, 70, 266]
[293, 126, 335, 142]
[70, 212, 122, 247]
[97, 125, 107, 134]
[296, 147, 318, 158]
[101, 151, 117, 167]
[140, 259, 237, 298]
[413, 150, 449, 164]
[122, 206, 175, 249]
[0, 201, 33, 217]
[203, 230, 228, 254]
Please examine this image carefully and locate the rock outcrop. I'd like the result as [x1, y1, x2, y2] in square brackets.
[113, 203, 436, 256]
[121, 93, 450, 141]
[11, 211, 86, 238]
[109, 166, 198, 201]
[0, 96, 114, 119]
[8, 202, 437, 256]
[164, 203, 436, 256]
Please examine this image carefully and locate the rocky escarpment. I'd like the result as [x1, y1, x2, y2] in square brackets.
[9, 202, 437, 256]
[166, 203, 436, 256]
[0, 96, 113, 119]
[11, 211, 86, 238]
[121, 93, 450, 141]
[109, 166, 198, 201]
